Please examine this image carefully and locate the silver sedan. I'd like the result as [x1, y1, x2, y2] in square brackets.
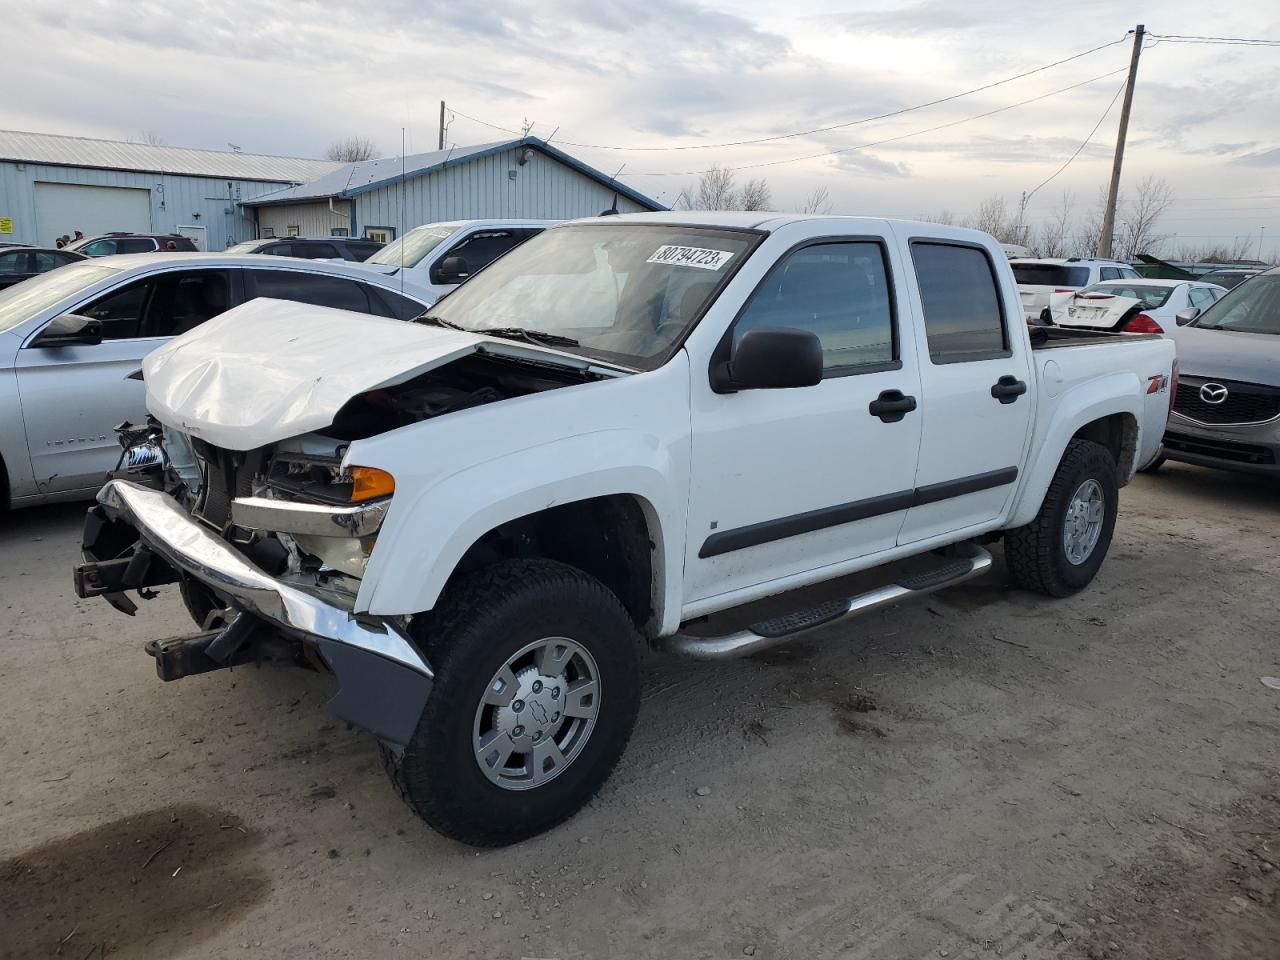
[0, 253, 433, 510]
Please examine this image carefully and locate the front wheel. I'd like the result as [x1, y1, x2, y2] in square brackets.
[1005, 439, 1118, 597]
[380, 559, 642, 846]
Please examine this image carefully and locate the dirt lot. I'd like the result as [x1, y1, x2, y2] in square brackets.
[2, 462, 1278, 960]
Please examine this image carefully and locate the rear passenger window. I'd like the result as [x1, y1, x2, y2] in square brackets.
[911, 242, 1008, 363]
[373, 288, 428, 321]
[251, 270, 372, 313]
[294, 242, 339, 259]
[734, 241, 896, 373]
[1099, 267, 1120, 281]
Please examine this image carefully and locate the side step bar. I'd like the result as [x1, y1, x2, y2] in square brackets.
[660, 543, 993, 660]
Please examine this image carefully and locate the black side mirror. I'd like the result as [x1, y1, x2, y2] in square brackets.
[1175, 308, 1199, 326]
[712, 327, 823, 393]
[31, 314, 104, 347]
[435, 255, 470, 284]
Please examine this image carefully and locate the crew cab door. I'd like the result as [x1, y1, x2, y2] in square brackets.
[685, 227, 923, 603]
[15, 267, 237, 493]
[894, 235, 1033, 544]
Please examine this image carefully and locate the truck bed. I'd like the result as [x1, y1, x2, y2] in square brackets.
[1028, 325, 1163, 350]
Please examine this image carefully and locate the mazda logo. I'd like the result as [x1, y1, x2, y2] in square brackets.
[1200, 382, 1229, 404]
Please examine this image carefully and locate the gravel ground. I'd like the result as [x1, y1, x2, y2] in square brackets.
[2, 461, 1278, 960]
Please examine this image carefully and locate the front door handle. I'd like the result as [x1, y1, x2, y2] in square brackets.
[991, 375, 1027, 404]
[868, 389, 917, 423]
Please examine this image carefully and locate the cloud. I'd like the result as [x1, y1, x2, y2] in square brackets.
[1230, 147, 1280, 166]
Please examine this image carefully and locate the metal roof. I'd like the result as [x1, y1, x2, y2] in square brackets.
[0, 129, 342, 183]
[242, 137, 663, 211]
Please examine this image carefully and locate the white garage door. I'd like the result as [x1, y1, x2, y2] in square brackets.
[34, 182, 151, 245]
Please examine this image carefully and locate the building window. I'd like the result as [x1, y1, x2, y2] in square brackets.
[330, 227, 350, 237]
[262, 226, 275, 238]
[364, 226, 396, 243]
[287, 225, 300, 237]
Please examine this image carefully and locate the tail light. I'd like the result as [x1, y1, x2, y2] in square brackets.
[1122, 313, 1163, 334]
[1054, 288, 1075, 293]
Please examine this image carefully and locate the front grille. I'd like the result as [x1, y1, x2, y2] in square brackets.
[1173, 376, 1280, 425]
[1163, 431, 1276, 466]
[190, 441, 263, 531]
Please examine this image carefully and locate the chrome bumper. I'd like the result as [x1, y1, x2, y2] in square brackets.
[95, 479, 430, 678]
[231, 495, 389, 538]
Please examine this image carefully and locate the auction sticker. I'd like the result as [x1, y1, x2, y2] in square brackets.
[647, 245, 735, 270]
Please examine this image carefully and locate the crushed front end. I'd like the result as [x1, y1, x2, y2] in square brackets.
[74, 419, 433, 746]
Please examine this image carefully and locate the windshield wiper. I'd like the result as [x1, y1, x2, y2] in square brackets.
[478, 327, 580, 348]
[412, 314, 468, 331]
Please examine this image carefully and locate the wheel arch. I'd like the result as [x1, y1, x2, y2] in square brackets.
[359, 463, 681, 637]
[1008, 383, 1142, 529]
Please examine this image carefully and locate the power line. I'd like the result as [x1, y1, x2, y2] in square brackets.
[448, 35, 1131, 153]
[1146, 32, 1280, 46]
[632, 67, 1130, 177]
[1022, 79, 1127, 204]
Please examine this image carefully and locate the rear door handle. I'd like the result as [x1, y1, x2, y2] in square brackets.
[991, 375, 1027, 404]
[868, 389, 917, 423]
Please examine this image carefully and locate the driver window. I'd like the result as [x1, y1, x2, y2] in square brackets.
[78, 278, 155, 339]
[734, 242, 896, 374]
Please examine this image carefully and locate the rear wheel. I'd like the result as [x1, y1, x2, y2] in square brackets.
[380, 559, 642, 846]
[1138, 454, 1166, 474]
[1005, 439, 1118, 597]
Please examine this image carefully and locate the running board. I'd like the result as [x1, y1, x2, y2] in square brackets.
[660, 543, 993, 660]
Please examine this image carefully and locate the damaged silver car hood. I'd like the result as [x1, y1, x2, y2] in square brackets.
[142, 297, 598, 450]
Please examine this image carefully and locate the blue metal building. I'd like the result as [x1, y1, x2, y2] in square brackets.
[0, 130, 339, 249]
[241, 137, 663, 242]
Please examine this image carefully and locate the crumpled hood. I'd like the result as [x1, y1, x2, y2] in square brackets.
[1171, 324, 1280, 382]
[142, 298, 567, 450]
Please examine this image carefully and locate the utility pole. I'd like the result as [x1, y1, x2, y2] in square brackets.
[1098, 24, 1145, 259]
[438, 100, 446, 151]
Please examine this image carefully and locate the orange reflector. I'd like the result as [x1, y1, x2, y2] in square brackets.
[350, 466, 395, 501]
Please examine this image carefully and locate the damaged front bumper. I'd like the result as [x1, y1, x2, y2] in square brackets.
[74, 479, 433, 746]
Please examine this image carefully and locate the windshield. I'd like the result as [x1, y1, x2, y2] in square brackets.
[1079, 283, 1173, 308]
[367, 225, 457, 268]
[427, 223, 759, 370]
[1200, 270, 1255, 290]
[225, 241, 262, 254]
[1012, 263, 1091, 287]
[0, 264, 119, 334]
[1193, 274, 1280, 334]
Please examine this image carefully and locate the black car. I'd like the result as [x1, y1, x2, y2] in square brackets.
[0, 246, 86, 289]
[1197, 268, 1263, 290]
[69, 233, 199, 256]
[224, 236, 384, 261]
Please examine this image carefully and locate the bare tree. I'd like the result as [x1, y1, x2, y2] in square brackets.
[1033, 190, 1075, 258]
[136, 131, 166, 146]
[326, 136, 378, 162]
[738, 178, 772, 212]
[1116, 176, 1174, 259]
[961, 195, 1030, 245]
[694, 165, 739, 211]
[917, 209, 957, 225]
[800, 186, 833, 215]
[1173, 237, 1259, 263]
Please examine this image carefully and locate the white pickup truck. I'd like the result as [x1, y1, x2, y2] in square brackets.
[75, 213, 1176, 846]
[354, 218, 553, 302]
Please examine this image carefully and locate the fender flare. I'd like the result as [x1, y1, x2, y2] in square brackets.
[357, 429, 684, 632]
[1007, 374, 1143, 529]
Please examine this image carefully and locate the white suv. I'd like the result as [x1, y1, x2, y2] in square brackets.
[1011, 257, 1141, 320]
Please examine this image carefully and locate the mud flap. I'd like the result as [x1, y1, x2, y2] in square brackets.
[314, 640, 433, 747]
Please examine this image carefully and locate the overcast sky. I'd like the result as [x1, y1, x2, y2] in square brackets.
[6, 1, 1279, 257]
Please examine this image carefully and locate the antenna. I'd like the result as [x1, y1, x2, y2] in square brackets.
[400, 127, 406, 295]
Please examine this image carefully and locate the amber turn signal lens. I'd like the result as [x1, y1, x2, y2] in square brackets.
[350, 466, 395, 501]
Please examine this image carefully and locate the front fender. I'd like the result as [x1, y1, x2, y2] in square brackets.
[1007, 372, 1144, 529]
[356, 430, 684, 629]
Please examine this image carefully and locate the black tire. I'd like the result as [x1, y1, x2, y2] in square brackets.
[380, 559, 642, 847]
[179, 579, 225, 629]
[1005, 438, 1118, 597]
[1139, 454, 1166, 474]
